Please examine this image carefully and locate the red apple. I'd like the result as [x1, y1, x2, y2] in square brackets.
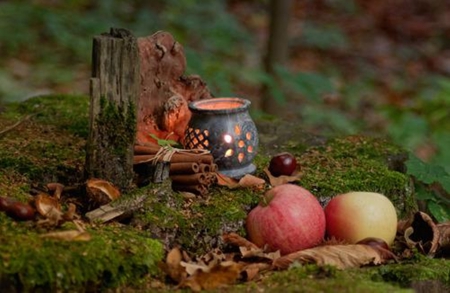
[268, 152, 297, 177]
[246, 184, 325, 255]
[324, 192, 398, 245]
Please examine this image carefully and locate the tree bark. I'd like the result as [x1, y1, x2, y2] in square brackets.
[261, 0, 292, 115]
[85, 28, 139, 191]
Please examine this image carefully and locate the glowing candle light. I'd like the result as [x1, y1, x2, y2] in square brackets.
[223, 134, 233, 144]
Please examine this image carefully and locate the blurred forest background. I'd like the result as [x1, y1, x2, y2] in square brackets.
[1, 1, 450, 217]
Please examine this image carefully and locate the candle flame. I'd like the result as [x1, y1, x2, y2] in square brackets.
[223, 134, 233, 143]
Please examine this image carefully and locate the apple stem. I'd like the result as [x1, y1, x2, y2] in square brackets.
[260, 190, 275, 207]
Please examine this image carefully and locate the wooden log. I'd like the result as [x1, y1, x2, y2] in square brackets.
[85, 28, 139, 191]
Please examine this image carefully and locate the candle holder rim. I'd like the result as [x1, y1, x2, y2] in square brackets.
[188, 97, 251, 114]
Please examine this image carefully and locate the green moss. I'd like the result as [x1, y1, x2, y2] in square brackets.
[4, 94, 90, 138]
[296, 136, 417, 218]
[0, 213, 164, 291]
[376, 254, 450, 288]
[0, 95, 87, 184]
[132, 182, 260, 254]
[231, 265, 411, 293]
[96, 96, 136, 155]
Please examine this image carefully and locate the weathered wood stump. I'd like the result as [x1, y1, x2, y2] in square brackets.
[85, 28, 139, 190]
[85, 29, 214, 191]
[136, 31, 213, 145]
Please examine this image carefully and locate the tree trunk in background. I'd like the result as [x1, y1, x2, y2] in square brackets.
[261, 0, 292, 115]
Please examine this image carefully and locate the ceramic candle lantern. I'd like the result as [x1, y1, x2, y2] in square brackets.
[184, 97, 259, 179]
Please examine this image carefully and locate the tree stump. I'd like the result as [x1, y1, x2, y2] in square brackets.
[136, 31, 213, 145]
[85, 28, 139, 190]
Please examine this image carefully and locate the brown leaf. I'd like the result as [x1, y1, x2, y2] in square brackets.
[437, 223, 450, 256]
[216, 172, 239, 187]
[239, 246, 281, 261]
[164, 247, 186, 283]
[39, 230, 91, 241]
[403, 211, 439, 256]
[34, 193, 61, 217]
[86, 178, 121, 207]
[216, 173, 265, 190]
[241, 262, 272, 281]
[273, 244, 388, 270]
[46, 182, 65, 199]
[222, 232, 259, 250]
[264, 167, 301, 187]
[178, 261, 241, 292]
[237, 174, 266, 190]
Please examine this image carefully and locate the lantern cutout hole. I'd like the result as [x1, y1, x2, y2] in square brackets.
[238, 153, 245, 162]
[225, 149, 234, 157]
[235, 125, 241, 135]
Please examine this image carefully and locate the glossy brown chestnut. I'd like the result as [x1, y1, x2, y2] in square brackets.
[268, 152, 297, 177]
[357, 237, 390, 250]
[6, 202, 36, 221]
[0, 196, 17, 212]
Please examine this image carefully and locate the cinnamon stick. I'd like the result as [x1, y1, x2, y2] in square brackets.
[170, 162, 200, 175]
[171, 173, 207, 185]
[199, 163, 211, 173]
[172, 183, 208, 195]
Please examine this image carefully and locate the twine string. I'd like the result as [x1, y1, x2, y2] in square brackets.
[149, 146, 210, 165]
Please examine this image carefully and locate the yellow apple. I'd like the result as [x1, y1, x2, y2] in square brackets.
[324, 192, 398, 245]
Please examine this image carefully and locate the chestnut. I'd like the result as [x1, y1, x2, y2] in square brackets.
[0, 196, 17, 212]
[6, 202, 36, 221]
[268, 152, 297, 177]
[357, 237, 390, 251]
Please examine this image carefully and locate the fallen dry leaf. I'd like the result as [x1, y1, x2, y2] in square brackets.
[164, 247, 187, 283]
[39, 230, 91, 241]
[86, 178, 121, 208]
[216, 172, 238, 187]
[400, 211, 450, 257]
[272, 244, 390, 270]
[241, 262, 272, 281]
[239, 246, 281, 261]
[34, 193, 61, 217]
[222, 232, 259, 250]
[237, 174, 266, 190]
[264, 167, 301, 187]
[178, 261, 241, 292]
[216, 173, 266, 190]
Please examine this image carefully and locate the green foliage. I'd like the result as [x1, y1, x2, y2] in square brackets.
[405, 154, 450, 222]
[0, 0, 252, 101]
[299, 22, 349, 50]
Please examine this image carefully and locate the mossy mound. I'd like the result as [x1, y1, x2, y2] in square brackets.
[0, 94, 437, 292]
[0, 213, 163, 292]
[297, 136, 416, 218]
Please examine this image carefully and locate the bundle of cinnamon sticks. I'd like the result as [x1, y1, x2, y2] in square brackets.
[134, 144, 217, 195]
